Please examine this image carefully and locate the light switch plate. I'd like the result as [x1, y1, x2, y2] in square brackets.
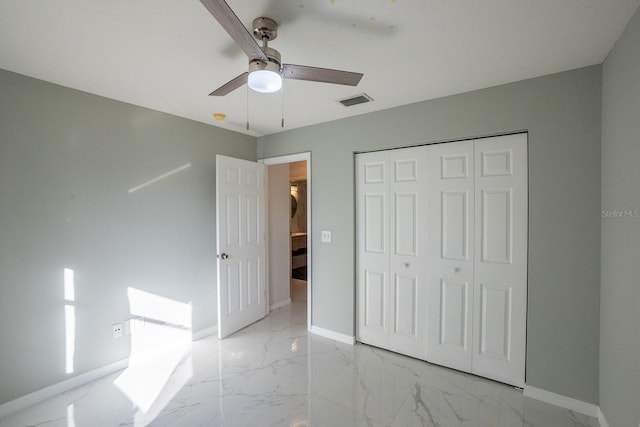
[321, 230, 332, 243]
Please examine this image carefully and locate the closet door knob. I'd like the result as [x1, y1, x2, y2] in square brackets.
[218, 253, 229, 260]
[451, 267, 460, 273]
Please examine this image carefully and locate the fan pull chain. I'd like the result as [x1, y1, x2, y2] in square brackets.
[281, 78, 285, 128]
[246, 84, 250, 131]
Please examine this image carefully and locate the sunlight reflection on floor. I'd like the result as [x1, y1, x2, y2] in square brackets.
[113, 288, 193, 425]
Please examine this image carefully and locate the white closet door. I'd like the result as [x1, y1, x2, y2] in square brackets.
[357, 151, 390, 350]
[472, 134, 528, 387]
[357, 148, 428, 359]
[388, 148, 428, 358]
[426, 141, 475, 372]
[357, 134, 528, 388]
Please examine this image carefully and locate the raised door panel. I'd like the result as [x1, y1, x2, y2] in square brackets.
[442, 191, 469, 260]
[395, 193, 417, 256]
[478, 283, 512, 360]
[246, 258, 260, 307]
[472, 134, 527, 387]
[364, 194, 386, 254]
[364, 270, 386, 330]
[245, 193, 260, 245]
[393, 274, 418, 337]
[481, 189, 512, 264]
[225, 195, 241, 247]
[223, 262, 241, 315]
[426, 141, 474, 371]
[439, 279, 469, 349]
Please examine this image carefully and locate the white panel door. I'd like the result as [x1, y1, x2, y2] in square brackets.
[472, 134, 527, 387]
[216, 155, 267, 339]
[356, 151, 390, 350]
[426, 141, 475, 372]
[357, 148, 428, 358]
[388, 148, 428, 358]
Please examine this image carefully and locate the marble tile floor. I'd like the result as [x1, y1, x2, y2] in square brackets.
[1, 286, 599, 427]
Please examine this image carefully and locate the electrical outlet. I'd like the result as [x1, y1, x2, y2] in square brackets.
[321, 230, 332, 243]
[112, 323, 123, 339]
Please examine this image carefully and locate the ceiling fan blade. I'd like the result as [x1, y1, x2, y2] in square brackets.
[209, 72, 248, 96]
[200, 0, 268, 62]
[282, 64, 363, 86]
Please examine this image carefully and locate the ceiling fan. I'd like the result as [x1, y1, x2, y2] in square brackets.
[200, 0, 364, 96]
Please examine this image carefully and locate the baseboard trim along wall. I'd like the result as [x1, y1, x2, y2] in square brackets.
[269, 298, 291, 311]
[597, 408, 610, 427]
[309, 325, 355, 345]
[192, 325, 217, 341]
[0, 325, 218, 419]
[0, 357, 129, 419]
[523, 385, 600, 418]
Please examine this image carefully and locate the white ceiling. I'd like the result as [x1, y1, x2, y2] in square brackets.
[1, 0, 638, 137]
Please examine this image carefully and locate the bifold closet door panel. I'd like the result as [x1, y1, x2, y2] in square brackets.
[426, 141, 475, 372]
[357, 151, 391, 350]
[387, 147, 428, 359]
[472, 134, 528, 387]
[356, 148, 428, 359]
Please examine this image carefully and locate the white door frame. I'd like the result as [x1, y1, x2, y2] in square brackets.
[261, 152, 312, 331]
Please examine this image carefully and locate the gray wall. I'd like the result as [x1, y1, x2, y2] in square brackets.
[0, 69, 255, 404]
[258, 66, 602, 404]
[600, 5, 640, 426]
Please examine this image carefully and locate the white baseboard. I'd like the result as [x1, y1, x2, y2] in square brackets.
[0, 357, 129, 419]
[310, 325, 355, 345]
[0, 325, 218, 419]
[192, 325, 217, 341]
[597, 407, 610, 427]
[523, 385, 600, 418]
[269, 298, 291, 311]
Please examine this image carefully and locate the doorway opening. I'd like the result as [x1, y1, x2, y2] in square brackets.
[262, 153, 311, 331]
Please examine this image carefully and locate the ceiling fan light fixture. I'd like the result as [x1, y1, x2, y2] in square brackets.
[248, 69, 282, 93]
[248, 59, 282, 93]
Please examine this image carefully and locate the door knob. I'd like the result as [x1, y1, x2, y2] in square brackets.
[218, 253, 229, 260]
[451, 267, 460, 273]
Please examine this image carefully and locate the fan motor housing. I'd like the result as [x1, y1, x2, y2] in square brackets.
[253, 17, 278, 41]
[249, 46, 282, 73]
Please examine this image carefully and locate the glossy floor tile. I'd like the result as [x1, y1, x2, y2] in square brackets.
[0, 284, 600, 427]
